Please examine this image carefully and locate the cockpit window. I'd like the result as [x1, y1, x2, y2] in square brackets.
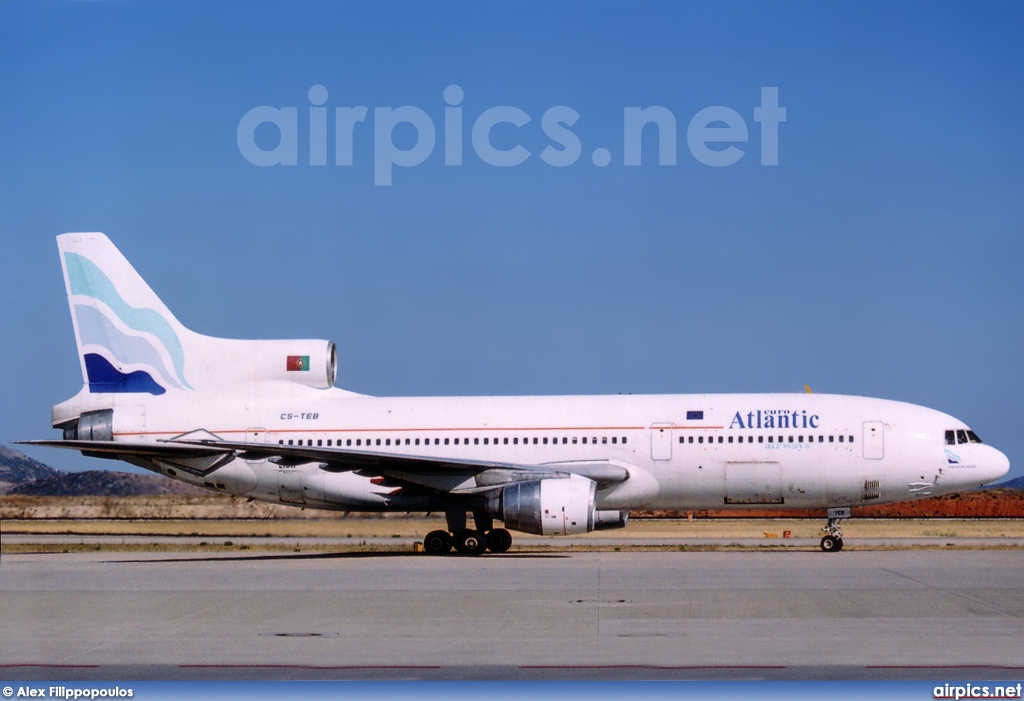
[956, 430, 969, 445]
[966, 430, 983, 444]
[944, 430, 956, 445]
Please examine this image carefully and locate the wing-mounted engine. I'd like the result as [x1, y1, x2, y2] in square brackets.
[489, 475, 597, 536]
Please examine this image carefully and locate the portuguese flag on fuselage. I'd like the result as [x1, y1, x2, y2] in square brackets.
[286, 355, 309, 372]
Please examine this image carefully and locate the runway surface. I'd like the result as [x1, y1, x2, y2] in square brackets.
[7, 534, 1024, 548]
[1, 550, 1023, 681]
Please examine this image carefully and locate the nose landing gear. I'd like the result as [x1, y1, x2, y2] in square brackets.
[820, 507, 850, 552]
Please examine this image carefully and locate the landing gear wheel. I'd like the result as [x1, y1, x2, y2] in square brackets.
[820, 535, 842, 552]
[820, 513, 846, 553]
[423, 530, 453, 555]
[453, 529, 488, 556]
[486, 528, 512, 553]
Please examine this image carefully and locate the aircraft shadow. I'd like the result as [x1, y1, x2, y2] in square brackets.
[107, 551, 570, 563]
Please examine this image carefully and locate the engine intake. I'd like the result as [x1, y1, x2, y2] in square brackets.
[491, 475, 596, 536]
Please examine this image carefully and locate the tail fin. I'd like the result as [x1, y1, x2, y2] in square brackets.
[58, 233, 338, 397]
[59, 232, 194, 395]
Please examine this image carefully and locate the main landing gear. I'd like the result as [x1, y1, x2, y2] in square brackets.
[820, 507, 850, 552]
[422, 509, 513, 556]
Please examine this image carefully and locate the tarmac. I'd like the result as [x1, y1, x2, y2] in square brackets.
[1, 549, 1023, 681]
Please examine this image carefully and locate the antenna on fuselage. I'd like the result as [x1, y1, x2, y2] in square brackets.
[804, 385, 813, 394]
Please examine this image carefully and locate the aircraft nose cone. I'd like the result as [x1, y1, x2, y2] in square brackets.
[989, 448, 1011, 484]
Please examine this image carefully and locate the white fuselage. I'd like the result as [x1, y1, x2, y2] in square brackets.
[60, 388, 1011, 514]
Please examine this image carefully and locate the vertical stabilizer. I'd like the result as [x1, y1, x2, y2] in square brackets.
[58, 232, 194, 395]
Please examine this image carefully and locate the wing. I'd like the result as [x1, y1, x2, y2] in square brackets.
[165, 436, 630, 491]
[16, 434, 631, 492]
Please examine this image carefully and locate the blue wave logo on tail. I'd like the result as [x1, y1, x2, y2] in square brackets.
[83, 354, 167, 395]
[65, 251, 193, 394]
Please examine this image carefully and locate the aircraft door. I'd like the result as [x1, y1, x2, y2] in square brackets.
[725, 462, 784, 504]
[650, 423, 673, 461]
[277, 467, 305, 505]
[863, 421, 884, 460]
[244, 428, 266, 463]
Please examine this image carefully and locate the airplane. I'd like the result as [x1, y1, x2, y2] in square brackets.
[20, 232, 1010, 554]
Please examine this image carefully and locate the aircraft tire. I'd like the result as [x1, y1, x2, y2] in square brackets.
[423, 530, 453, 555]
[486, 528, 513, 553]
[453, 529, 488, 556]
[820, 535, 841, 552]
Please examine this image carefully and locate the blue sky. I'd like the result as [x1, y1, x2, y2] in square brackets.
[1, 1, 1022, 477]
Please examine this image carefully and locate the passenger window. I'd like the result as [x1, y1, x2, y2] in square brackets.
[474, 438, 479, 445]
[445, 438, 450, 445]
[758, 436, 763, 443]
[788, 436, 794, 443]
[572, 437, 577, 444]
[679, 437, 684, 444]
[622, 437, 627, 444]
[454, 438, 459, 445]
[818, 436, 823, 443]
[798, 436, 803, 443]
[698, 437, 703, 444]
[533, 437, 538, 444]
[848, 436, 854, 443]
[288, 439, 294, 445]
[768, 436, 774, 443]
[612, 437, 617, 444]
[386, 439, 391, 446]
[728, 436, 733, 444]
[718, 437, 723, 444]
[602, 437, 607, 444]
[737, 436, 742, 443]
[688, 436, 693, 444]
[829, 436, 834, 443]
[503, 438, 508, 445]
[513, 438, 518, 445]
[406, 438, 411, 445]
[483, 438, 488, 445]
[582, 437, 587, 444]
[317, 439, 322, 446]
[838, 436, 844, 443]
[435, 438, 440, 445]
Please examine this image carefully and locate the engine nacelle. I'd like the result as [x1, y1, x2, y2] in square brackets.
[492, 475, 597, 536]
[594, 509, 629, 530]
[198, 338, 338, 390]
